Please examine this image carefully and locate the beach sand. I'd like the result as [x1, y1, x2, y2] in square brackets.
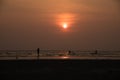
[0, 59, 120, 80]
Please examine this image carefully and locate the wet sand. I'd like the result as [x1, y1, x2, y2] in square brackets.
[0, 59, 120, 80]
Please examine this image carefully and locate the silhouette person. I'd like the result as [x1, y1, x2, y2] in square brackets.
[68, 50, 72, 55]
[95, 50, 98, 54]
[91, 50, 98, 55]
[37, 48, 40, 59]
[68, 50, 71, 54]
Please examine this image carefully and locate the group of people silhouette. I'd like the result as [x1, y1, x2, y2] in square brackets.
[36, 48, 98, 59]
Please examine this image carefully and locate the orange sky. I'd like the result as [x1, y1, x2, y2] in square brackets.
[0, 0, 120, 50]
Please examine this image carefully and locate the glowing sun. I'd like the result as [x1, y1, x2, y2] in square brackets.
[63, 23, 68, 29]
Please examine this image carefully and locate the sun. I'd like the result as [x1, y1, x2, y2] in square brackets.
[63, 23, 68, 29]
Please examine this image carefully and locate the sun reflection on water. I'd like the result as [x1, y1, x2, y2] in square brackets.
[61, 56, 69, 59]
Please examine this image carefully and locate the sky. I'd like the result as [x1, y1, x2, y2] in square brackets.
[0, 0, 120, 50]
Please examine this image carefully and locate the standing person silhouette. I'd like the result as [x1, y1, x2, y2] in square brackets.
[37, 48, 40, 59]
[95, 50, 98, 54]
[68, 50, 71, 55]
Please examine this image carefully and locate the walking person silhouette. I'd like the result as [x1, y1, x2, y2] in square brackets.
[37, 48, 40, 59]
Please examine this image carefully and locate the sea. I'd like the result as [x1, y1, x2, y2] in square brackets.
[0, 50, 120, 60]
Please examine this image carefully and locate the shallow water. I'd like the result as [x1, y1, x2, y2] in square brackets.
[0, 50, 120, 60]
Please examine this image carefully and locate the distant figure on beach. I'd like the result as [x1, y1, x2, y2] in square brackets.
[68, 50, 71, 54]
[37, 48, 40, 59]
[95, 50, 98, 54]
[91, 50, 98, 55]
[68, 50, 71, 55]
